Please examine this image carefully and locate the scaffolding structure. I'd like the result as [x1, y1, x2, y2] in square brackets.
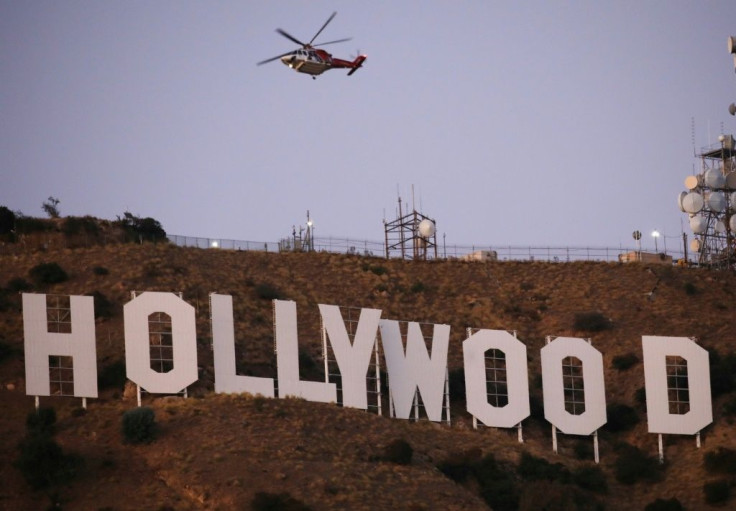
[682, 134, 736, 270]
[383, 196, 438, 260]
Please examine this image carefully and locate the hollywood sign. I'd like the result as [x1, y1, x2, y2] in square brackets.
[22, 292, 713, 443]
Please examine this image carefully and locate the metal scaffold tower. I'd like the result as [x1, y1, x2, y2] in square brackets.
[383, 195, 438, 260]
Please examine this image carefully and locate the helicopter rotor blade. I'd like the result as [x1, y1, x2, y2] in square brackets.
[257, 50, 294, 66]
[309, 11, 337, 46]
[276, 28, 307, 47]
[313, 37, 352, 47]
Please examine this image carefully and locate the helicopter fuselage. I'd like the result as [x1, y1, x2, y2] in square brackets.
[280, 49, 331, 75]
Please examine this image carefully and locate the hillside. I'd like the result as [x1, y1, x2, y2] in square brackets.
[1, 235, 736, 510]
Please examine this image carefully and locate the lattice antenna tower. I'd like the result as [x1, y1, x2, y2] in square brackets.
[678, 133, 736, 270]
[383, 187, 438, 260]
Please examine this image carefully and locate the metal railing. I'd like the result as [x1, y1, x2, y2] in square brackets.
[168, 234, 686, 263]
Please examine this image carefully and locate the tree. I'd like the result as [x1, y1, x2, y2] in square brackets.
[42, 196, 60, 218]
[0, 206, 16, 235]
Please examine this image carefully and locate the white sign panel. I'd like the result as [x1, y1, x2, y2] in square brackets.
[379, 319, 450, 422]
[463, 329, 530, 428]
[319, 304, 382, 410]
[211, 293, 275, 397]
[642, 335, 712, 435]
[541, 337, 606, 435]
[124, 292, 198, 394]
[274, 300, 337, 403]
[23, 294, 98, 398]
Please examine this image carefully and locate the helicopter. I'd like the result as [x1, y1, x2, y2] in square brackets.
[257, 12, 366, 78]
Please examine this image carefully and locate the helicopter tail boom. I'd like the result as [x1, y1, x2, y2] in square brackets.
[346, 55, 367, 76]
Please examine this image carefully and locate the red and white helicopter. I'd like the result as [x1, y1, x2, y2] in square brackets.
[257, 12, 366, 78]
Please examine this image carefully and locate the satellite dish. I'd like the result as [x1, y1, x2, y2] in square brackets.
[726, 172, 736, 190]
[689, 216, 707, 234]
[715, 220, 727, 234]
[707, 191, 727, 212]
[690, 239, 701, 252]
[684, 175, 699, 190]
[704, 168, 725, 188]
[632, 230, 642, 240]
[730, 191, 736, 211]
[418, 219, 436, 238]
[731, 215, 736, 232]
[677, 191, 688, 212]
[730, 103, 736, 116]
[681, 192, 704, 214]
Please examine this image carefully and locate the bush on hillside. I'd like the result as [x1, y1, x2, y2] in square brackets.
[605, 403, 639, 432]
[14, 215, 55, 234]
[116, 211, 166, 243]
[612, 352, 639, 371]
[572, 465, 608, 494]
[29, 262, 68, 285]
[62, 215, 100, 237]
[703, 479, 730, 505]
[6, 277, 32, 292]
[255, 283, 284, 300]
[573, 311, 611, 332]
[518, 452, 570, 483]
[251, 492, 313, 511]
[382, 438, 413, 465]
[0, 205, 16, 236]
[26, 407, 57, 437]
[644, 498, 684, 511]
[98, 360, 127, 390]
[15, 434, 82, 489]
[122, 407, 157, 444]
[475, 454, 519, 511]
[710, 349, 736, 397]
[613, 442, 663, 485]
[90, 290, 114, 319]
[704, 447, 736, 474]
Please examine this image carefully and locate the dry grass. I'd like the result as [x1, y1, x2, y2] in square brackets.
[1, 235, 735, 509]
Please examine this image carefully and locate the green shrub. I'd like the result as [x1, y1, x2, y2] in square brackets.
[704, 447, 736, 474]
[448, 367, 466, 402]
[122, 407, 157, 444]
[6, 277, 32, 292]
[251, 492, 313, 511]
[683, 282, 698, 295]
[0, 205, 16, 235]
[0, 338, 17, 362]
[475, 454, 519, 511]
[410, 281, 426, 293]
[572, 465, 608, 494]
[14, 435, 81, 489]
[116, 211, 167, 243]
[90, 290, 114, 319]
[26, 407, 57, 437]
[573, 311, 611, 332]
[644, 498, 684, 511]
[15, 215, 55, 234]
[437, 448, 481, 483]
[98, 360, 127, 390]
[612, 352, 639, 371]
[369, 265, 387, 276]
[93, 266, 110, 276]
[605, 403, 639, 432]
[518, 452, 570, 483]
[573, 439, 594, 460]
[383, 438, 413, 465]
[723, 397, 736, 416]
[613, 442, 663, 485]
[255, 283, 284, 300]
[62, 216, 99, 237]
[703, 479, 730, 505]
[29, 262, 68, 285]
[710, 350, 736, 397]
